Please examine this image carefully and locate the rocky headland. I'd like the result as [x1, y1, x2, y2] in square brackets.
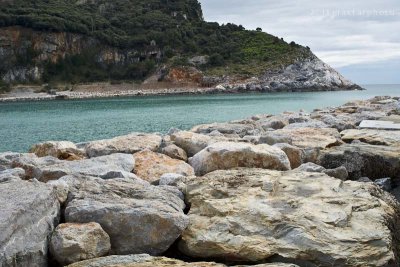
[1, 95, 400, 267]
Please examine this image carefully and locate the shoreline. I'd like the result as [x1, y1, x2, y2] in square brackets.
[0, 86, 364, 103]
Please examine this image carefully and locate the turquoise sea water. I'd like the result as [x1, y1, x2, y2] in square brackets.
[0, 84, 399, 153]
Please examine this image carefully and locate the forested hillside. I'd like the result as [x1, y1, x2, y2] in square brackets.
[0, 0, 311, 87]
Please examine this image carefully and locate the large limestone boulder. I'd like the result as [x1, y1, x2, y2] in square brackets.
[0, 180, 60, 267]
[29, 141, 85, 160]
[189, 142, 290, 176]
[50, 222, 111, 265]
[13, 153, 135, 182]
[191, 122, 257, 137]
[179, 169, 400, 266]
[66, 254, 298, 267]
[341, 129, 400, 147]
[272, 128, 342, 149]
[318, 143, 400, 180]
[134, 150, 194, 183]
[63, 175, 189, 255]
[170, 131, 228, 157]
[85, 133, 162, 157]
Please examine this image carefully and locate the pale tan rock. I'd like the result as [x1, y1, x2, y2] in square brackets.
[66, 254, 298, 267]
[161, 144, 188, 161]
[341, 129, 400, 146]
[273, 143, 303, 168]
[85, 133, 162, 157]
[272, 127, 342, 148]
[29, 141, 85, 160]
[170, 131, 228, 157]
[179, 168, 400, 266]
[189, 142, 291, 176]
[134, 150, 194, 183]
[50, 222, 111, 265]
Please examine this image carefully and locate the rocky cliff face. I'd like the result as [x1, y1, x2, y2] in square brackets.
[207, 55, 361, 92]
[0, 26, 147, 83]
[0, 26, 360, 91]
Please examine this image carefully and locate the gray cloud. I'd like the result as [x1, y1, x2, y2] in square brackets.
[200, 0, 400, 83]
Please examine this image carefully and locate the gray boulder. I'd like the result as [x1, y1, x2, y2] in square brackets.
[63, 175, 189, 255]
[12, 153, 136, 182]
[0, 180, 60, 267]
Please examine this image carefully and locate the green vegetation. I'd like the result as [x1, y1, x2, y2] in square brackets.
[0, 80, 11, 93]
[0, 0, 312, 83]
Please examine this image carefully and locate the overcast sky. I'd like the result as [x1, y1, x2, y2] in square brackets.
[200, 0, 400, 84]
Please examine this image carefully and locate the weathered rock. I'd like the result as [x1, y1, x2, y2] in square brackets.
[323, 166, 349, 181]
[283, 120, 329, 129]
[358, 177, 373, 183]
[0, 180, 60, 267]
[295, 162, 326, 172]
[170, 131, 228, 157]
[318, 143, 400, 180]
[63, 175, 189, 255]
[0, 152, 23, 171]
[134, 150, 194, 183]
[0, 167, 25, 182]
[85, 133, 162, 157]
[189, 142, 291, 176]
[29, 141, 85, 160]
[50, 222, 111, 265]
[295, 163, 348, 180]
[374, 178, 392, 192]
[258, 116, 289, 130]
[159, 173, 185, 186]
[341, 129, 400, 147]
[273, 143, 303, 169]
[161, 144, 188, 161]
[313, 114, 356, 131]
[272, 128, 342, 149]
[66, 254, 299, 267]
[191, 122, 256, 137]
[179, 168, 400, 266]
[13, 153, 135, 182]
[258, 132, 293, 146]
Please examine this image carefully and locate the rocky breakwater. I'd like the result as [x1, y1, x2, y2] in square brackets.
[1, 95, 400, 267]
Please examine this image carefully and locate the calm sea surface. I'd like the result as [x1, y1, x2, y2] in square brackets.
[0, 84, 399, 152]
